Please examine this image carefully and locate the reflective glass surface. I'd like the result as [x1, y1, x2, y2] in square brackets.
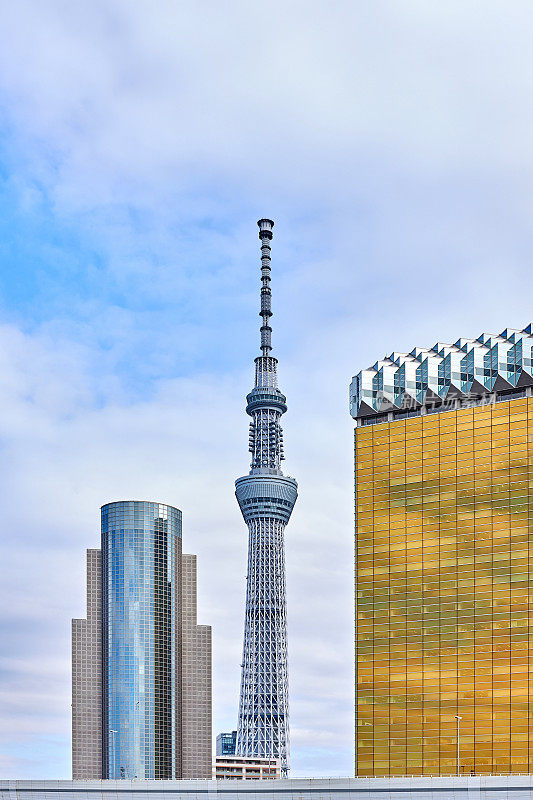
[102, 501, 181, 779]
[355, 397, 533, 776]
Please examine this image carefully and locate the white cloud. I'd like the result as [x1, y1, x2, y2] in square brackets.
[3, 0, 533, 207]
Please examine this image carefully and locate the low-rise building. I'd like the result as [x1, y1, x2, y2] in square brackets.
[214, 755, 279, 780]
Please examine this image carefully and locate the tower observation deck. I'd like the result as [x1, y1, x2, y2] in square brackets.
[235, 219, 297, 777]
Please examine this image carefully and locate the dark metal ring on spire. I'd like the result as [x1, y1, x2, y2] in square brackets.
[256, 218, 275, 356]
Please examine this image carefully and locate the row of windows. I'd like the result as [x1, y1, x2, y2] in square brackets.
[369, 459, 533, 469]
[357, 512, 533, 520]
[358, 502, 533, 510]
[357, 672, 533, 680]
[357, 423, 533, 434]
[358, 437, 533, 449]
[357, 429, 533, 446]
[358, 479, 533, 488]
[358, 493, 533, 500]
[360, 480, 533, 488]
[357, 459, 533, 470]
[357, 473, 533, 482]
[356, 514, 533, 536]
[357, 442, 533, 450]
[356, 434, 533, 444]
[357, 525, 533, 534]
[363, 497, 533, 505]
[358, 419, 533, 434]
[357, 439, 533, 453]
[357, 536, 532, 544]
[356, 440, 533, 446]
[357, 607, 533, 615]
[357, 599, 533, 607]
[359, 494, 533, 502]
[359, 404, 533, 420]
[358, 556, 533, 565]
[359, 475, 533, 486]
[357, 562, 533, 572]
[358, 510, 533, 520]
[358, 427, 533, 440]
[356, 467, 533, 478]
[358, 462, 533, 472]
[355, 659, 531, 667]
[359, 447, 533, 457]
[240, 497, 294, 508]
[357, 604, 533, 615]
[357, 549, 533, 558]
[356, 473, 533, 483]
[357, 464, 533, 471]
[356, 527, 532, 535]
[358, 604, 531, 613]
[357, 577, 532, 586]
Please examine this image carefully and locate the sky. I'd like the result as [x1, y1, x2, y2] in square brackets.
[1, 0, 533, 780]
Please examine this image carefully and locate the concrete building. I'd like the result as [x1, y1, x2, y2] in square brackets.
[350, 326, 533, 776]
[216, 731, 237, 756]
[235, 220, 297, 777]
[214, 755, 279, 780]
[71, 548, 102, 778]
[3, 775, 533, 800]
[72, 501, 211, 780]
[181, 553, 212, 779]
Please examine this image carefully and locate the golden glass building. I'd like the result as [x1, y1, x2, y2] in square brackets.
[350, 327, 533, 776]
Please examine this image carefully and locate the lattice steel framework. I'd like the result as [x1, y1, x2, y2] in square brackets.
[235, 219, 297, 777]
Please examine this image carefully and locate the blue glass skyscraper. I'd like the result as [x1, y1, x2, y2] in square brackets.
[72, 501, 212, 780]
[102, 501, 180, 779]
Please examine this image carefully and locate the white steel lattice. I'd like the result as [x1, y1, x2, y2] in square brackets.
[237, 518, 289, 771]
[235, 220, 297, 777]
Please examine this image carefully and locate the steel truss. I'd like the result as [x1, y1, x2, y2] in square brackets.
[234, 220, 297, 777]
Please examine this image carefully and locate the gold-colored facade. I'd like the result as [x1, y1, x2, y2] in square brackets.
[355, 397, 533, 776]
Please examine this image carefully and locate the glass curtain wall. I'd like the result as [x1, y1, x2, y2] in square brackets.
[355, 397, 532, 775]
[102, 501, 181, 779]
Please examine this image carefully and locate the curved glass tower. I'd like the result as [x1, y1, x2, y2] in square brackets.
[235, 219, 297, 777]
[72, 500, 212, 780]
[102, 501, 181, 780]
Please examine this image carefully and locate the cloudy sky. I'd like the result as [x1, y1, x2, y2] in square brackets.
[1, 0, 533, 779]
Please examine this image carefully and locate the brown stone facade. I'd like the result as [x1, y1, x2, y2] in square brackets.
[72, 542, 211, 779]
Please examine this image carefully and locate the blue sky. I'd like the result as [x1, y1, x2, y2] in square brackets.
[1, 0, 533, 780]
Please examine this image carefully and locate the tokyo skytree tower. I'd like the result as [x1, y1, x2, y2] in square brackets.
[235, 219, 298, 777]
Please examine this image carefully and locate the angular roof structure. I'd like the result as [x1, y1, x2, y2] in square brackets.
[350, 325, 533, 421]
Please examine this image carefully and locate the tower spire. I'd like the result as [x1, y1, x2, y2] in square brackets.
[257, 218, 274, 356]
[235, 220, 298, 777]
